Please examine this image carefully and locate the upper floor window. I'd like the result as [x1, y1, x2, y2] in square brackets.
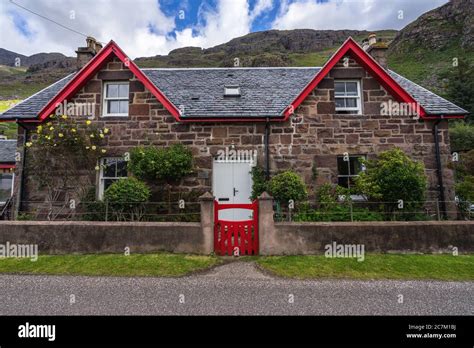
[335, 80, 362, 115]
[102, 82, 129, 117]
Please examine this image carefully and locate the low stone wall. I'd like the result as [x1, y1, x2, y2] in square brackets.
[0, 221, 206, 254]
[260, 221, 474, 255]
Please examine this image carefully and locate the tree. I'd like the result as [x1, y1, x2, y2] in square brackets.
[442, 58, 474, 123]
[355, 148, 427, 218]
[104, 177, 151, 221]
[268, 170, 308, 205]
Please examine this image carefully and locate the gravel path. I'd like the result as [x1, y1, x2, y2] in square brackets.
[0, 262, 472, 315]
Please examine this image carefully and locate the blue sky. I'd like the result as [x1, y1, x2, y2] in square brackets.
[0, 0, 448, 58]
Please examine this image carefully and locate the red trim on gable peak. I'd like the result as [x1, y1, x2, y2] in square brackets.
[284, 37, 442, 121]
[36, 40, 181, 122]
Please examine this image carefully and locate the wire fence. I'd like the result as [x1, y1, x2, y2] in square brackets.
[273, 199, 473, 222]
[13, 200, 202, 222]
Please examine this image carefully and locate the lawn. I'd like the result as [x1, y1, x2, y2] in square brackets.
[256, 254, 474, 281]
[0, 253, 221, 277]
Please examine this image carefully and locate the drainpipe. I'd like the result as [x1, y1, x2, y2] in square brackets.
[264, 118, 270, 180]
[433, 119, 447, 219]
[17, 122, 28, 216]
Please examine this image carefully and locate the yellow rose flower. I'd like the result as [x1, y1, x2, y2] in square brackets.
[61, 115, 68, 119]
[90, 134, 94, 138]
[86, 120, 91, 125]
[91, 146, 97, 150]
[101, 149, 107, 153]
[71, 128, 76, 133]
[99, 134, 104, 138]
[25, 142, 32, 147]
[95, 165, 100, 171]
[58, 133, 64, 138]
[104, 128, 109, 134]
[49, 127, 54, 131]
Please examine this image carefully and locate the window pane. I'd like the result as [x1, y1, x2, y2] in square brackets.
[106, 84, 118, 98]
[0, 174, 12, 202]
[108, 100, 119, 114]
[119, 101, 129, 114]
[118, 84, 129, 98]
[345, 82, 358, 96]
[116, 160, 128, 177]
[335, 82, 345, 96]
[103, 179, 116, 193]
[337, 176, 349, 188]
[335, 98, 345, 108]
[337, 157, 349, 176]
[345, 98, 357, 108]
[103, 159, 116, 177]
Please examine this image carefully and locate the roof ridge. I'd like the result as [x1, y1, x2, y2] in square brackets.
[141, 67, 322, 71]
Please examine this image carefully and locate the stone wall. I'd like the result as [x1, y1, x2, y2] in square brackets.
[15, 55, 455, 216]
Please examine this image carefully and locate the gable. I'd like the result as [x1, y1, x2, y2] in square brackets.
[33, 41, 180, 123]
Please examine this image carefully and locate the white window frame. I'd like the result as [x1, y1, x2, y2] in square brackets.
[334, 80, 362, 115]
[102, 81, 129, 117]
[0, 172, 14, 205]
[98, 158, 127, 200]
[337, 155, 367, 201]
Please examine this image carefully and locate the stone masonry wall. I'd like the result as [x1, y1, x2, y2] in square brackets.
[16, 55, 455, 216]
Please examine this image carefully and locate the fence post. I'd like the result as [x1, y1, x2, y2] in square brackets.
[199, 192, 214, 254]
[258, 191, 276, 255]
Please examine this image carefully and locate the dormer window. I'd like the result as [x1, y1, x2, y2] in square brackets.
[335, 80, 362, 114]
[102, 82, 129, 117]
[224, 86, 240, 97]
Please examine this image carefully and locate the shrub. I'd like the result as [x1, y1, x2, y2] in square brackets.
[250, 166, 267, 200]
[449, 122, 474, 152]
[80, 186, 106, 221]
[128, 144, 193, 183]
[268, 170, 307, 204]
[355, 148, 427, 217]
[104, 177, 151, 221]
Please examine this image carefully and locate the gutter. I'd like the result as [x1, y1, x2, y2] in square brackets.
[433, 119, 447, 219]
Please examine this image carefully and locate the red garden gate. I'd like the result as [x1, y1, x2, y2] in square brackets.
[213, 200, 259, 256]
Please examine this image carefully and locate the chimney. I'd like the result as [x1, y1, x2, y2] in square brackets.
[75, 36, 103, 70]
[364, 33, 388, 69]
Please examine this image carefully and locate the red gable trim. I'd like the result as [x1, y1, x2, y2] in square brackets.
[0, 164, 15, 169]
[283, 37, 436, 120]
[34, 40, 181, 122]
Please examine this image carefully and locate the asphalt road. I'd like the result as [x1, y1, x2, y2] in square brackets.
[0, 262, 472, 315]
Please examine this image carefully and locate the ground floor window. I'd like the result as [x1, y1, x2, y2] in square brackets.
[98, 158, 127, 199]
[0, 173, 14, 204]
[337, 155, 366, 190]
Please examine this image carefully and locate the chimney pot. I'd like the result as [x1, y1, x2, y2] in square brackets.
[365, 34, 388, 69]
[75, 37, 102, 70]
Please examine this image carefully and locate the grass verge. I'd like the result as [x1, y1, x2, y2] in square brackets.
[0, 253, 221, 277]
[256, 254, 474, 281]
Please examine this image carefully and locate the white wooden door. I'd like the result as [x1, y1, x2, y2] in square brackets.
[213, 160, 254, 221]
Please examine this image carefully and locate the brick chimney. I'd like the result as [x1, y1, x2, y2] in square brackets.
[75, 36, 103, 70]
[364, 33, 388, 69]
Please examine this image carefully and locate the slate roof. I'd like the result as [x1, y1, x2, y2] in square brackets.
[0, 67, 468, 120]
[0, 139, 16, 163]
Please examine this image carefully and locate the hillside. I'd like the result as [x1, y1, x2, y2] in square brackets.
[0, 0, 472, 106]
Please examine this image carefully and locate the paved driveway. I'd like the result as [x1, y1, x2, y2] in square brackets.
[0, 262, 472, 315]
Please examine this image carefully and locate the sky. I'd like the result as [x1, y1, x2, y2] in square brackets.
[0, 0, 448, 58]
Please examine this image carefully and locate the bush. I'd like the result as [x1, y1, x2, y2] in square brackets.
[80, 186, 106, 221]
[104, 177, 151, 221]
[128, 144, 193, 183]
[355, 148, 427, 217]
[449, 122, 474, 152]
[268, 170, 307, 204]
[250, 166, 267, 200]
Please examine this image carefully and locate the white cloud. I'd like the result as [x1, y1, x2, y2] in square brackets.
[250, 0, 273, 21]
[272, 0, 448, 31]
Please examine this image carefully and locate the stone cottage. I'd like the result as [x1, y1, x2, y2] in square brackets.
[0, 35, 468, 219]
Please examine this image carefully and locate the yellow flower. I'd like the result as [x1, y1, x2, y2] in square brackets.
[101, 149, 107, 153]
[95, 165, 100, 171]
[91, 145, 97, 150]
[61, 115, 68, 119]
[99, 134, 104, 138]
[90, 134, 94, 138]
[49, 126, 54, 131]
[37, 126, 43, 133]
[47, 122, 52, 126]
[86, 120, 91, 125]
[85, 146, 90, 150]
[71, 128, 76, 133]
[104, 128, 109, 134]
[58, 133, 64, 138]
[25, 142, 32, 147]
